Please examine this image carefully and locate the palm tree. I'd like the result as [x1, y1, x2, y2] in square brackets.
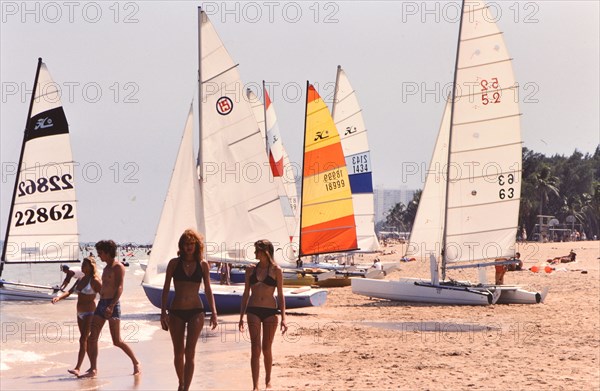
[530, 164, 560, 216]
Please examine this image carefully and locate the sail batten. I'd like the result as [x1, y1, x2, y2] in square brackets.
[460, 31, 503, 43]
[453, 113, 521, 127]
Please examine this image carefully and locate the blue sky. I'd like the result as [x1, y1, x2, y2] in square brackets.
[1, 1, 598, 243]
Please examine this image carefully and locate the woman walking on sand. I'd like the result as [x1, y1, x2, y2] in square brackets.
[239, 239, 288, 391]
[52, 257, 101, 376]
[161, 229, 218, 391]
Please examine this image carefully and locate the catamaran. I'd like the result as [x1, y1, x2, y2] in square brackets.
[1, 58, 80, 301]
[141, 9, 327, 313]
[352, 0, 545, 305]
[332, 66, 379, 254]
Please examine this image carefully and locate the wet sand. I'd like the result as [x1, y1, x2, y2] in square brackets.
[1, 241, 598, 390]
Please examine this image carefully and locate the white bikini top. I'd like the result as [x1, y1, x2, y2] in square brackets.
[75, 278, 95, 295]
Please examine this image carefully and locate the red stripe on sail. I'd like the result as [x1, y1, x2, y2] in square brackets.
[307, 84, 320, 104]
[265, 89, 272, 110]
[269, 152, 283, 177]
[300, 215, 357, 255]
[303, 143, 346, 178]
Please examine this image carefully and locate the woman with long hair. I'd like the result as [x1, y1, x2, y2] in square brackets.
[52, 257, 101, 376]
[239, 239, 288, 391]
[160, 229, 218, 391]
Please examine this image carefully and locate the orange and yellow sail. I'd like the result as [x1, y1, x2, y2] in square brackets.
[300, 84, 358, 256]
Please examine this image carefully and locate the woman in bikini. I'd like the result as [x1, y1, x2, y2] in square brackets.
[160, 229, 218, 391]
[52, 257, 101, 376]
[239, 239, 288, 391]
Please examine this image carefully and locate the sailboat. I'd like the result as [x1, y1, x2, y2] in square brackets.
[141, 9, 327, 313]
[247, 85, 299, 244]
[296, 82, 361, 287]
[352, 0, 545, 305]
[332, 66, 379, 253]
[1, 58, 80, 301]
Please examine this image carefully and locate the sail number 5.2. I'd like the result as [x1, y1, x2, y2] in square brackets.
[481, 78, 501, 105]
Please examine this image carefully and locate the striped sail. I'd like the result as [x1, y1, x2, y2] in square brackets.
[332, 66, 379, 252]
[300, 84, 358, 256]
[247, 88, 299, 242]
[444, 0, 522, 265]
[142, 107, 202, 285]
[2, 59, 79, 266]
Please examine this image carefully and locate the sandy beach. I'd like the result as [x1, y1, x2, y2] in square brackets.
[1, 241, 598, 390]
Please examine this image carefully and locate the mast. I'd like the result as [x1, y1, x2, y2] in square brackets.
[262, 80, 268, 155]
[298, 81, 310, 258]
[331, 65, 342, 118]
[1, 58, 43, 275]
[441, 0, 466, 281]
[197, 7, 203, 168]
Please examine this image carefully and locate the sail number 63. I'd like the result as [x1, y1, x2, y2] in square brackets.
[498, 174, 515, 199]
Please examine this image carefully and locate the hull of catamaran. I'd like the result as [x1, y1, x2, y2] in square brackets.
[472, 285, 547, 304]
[351, 278, 499, 305]
[0, 284, 59, 301]
[142, 283, 327, 314]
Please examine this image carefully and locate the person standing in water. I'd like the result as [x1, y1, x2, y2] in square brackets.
[82, 240, 140, 378]
[52, 257, 101, 376]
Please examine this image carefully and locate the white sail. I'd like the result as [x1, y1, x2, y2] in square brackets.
[197, 11, 291, 262]
[332, 66, 379, 252]
[444, 0, 521, 264]
[406, 100, 452, 262]
[143, 107, 201, 285]
[2, 60, 79, 265]
[246, 88, 299, 242]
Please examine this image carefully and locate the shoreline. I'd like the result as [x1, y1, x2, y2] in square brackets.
[1, 241, 598, 390]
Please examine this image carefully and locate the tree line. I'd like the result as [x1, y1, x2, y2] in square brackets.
[382, 146, 600, 240]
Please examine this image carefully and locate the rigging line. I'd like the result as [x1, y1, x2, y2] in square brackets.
[333, 90, 355, 106]
[444, 171, 521, 183]
[446, 198, 520, 210]
[302, 225, 356, 234]
[457, 58, 513, 71]
[454, 84, 518, 100]
[20, 161, 77, 171]
[228, 129, 261, 147]
[445, 225, 518, 237]
[451, 140, 522, 154]
[335, 109, 364, 125]
[464, 4, 492, 14]
[453, 114, 522, 127]
[303, 197, 353, 207]
[247, 197, 279, 213]
[460, 31, 503, 43]
[201, 63, 238, 84]
[308, 103, 331, 117]
[14, 199, 78, 205]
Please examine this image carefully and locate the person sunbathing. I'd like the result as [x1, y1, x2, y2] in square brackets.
[548, 250, 576, 264]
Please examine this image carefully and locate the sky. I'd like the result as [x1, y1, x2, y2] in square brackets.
[1, 1, 598, 244]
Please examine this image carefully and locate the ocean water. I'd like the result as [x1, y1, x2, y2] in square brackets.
[0, 250, 158, 374]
